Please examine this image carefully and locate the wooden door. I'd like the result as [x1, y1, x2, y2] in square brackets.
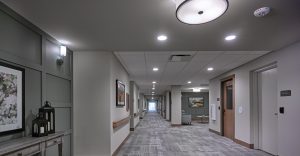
[222, 79, 235, 140]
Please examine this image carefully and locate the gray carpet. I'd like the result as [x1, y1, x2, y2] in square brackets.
[117, 112, 271, 156]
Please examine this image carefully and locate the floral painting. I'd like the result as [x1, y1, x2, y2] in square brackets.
[0, 63, 24, 135]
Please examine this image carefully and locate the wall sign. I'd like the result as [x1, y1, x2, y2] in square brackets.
[280, 90, 291, 97]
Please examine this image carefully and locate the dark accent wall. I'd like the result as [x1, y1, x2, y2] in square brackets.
[181, 92, 209, 118]
[0, 3, 72, 156]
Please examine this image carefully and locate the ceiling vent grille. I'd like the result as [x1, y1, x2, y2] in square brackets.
[169, 54, 192, 62]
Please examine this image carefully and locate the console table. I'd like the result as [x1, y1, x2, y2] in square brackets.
[0, 131, 64, 156]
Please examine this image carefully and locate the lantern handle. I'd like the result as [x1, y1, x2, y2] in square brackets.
[44, 101, 52, 107]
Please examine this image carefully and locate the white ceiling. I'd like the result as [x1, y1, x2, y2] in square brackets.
[115, 51, 269, 95]
[1, 0, 300, 51]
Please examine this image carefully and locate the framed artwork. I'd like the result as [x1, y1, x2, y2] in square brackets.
[126, 93, 129, 112]
[0, 62, 25, 136]
[116, 80, 125, 107]
[188, 97, 204, 108]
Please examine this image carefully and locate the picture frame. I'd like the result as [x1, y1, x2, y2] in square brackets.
[126, 93, 129, 112]
[116, 80, 125, 107]
[0, 62, 25, 136]
[188, 97, 204, 108]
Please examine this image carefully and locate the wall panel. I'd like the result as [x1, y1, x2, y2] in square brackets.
[46, 74, 71, 105]
[0, 10, 41, 64]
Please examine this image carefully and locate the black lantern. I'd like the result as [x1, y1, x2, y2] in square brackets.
[32, 112, 48, 137]
[39, 101, 55, 134]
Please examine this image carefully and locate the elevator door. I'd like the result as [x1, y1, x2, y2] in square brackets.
[259, 68, 278, 155]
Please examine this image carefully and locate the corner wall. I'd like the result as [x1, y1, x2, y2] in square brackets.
[165, 91, 170, 121]
[73, 52, 130, 156]
[110, 54, 130, 155]
[209, 41, 300, 155]
[171, 86, 181, 125]
[73, 52, 111, 156]
[130, 81, 140, 129]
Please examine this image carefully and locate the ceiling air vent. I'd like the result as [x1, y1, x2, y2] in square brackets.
[169, 54, 192, 62]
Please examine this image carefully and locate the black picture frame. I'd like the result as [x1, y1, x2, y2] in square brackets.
[116, 80, 125, 107]
[0, 61, 25, 136]
[126, 93, 130, 111]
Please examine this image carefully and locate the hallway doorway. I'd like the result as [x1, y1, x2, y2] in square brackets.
[221, 75, 235, 140]
[253, 65, 278, 155]
[148, 102, 156, 112]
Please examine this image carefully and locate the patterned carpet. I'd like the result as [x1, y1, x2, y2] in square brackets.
[117, 112, 271, 156]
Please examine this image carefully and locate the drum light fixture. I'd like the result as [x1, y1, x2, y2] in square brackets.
[175, 0, 228, 25]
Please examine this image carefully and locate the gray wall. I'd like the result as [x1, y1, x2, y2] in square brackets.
[0, 3, 72, 156]
[181, 92, 209, 118]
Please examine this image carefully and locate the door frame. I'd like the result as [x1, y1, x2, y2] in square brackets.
[220, 75, 235, 138]
[250, 62, 277, 150]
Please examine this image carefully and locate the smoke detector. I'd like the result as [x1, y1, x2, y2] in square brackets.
[254, 7, 271, 17]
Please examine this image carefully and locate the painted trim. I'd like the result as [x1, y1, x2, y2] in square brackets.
[209, 129, 221, 135]
[112, 132, 131, 156]
[234, 138, 254, 149]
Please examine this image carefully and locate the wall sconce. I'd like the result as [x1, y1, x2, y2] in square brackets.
[57, 45, 67, 65]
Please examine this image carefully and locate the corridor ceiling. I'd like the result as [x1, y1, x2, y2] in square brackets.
[1, 0, 300, 51]
[115, 51, 269, 94]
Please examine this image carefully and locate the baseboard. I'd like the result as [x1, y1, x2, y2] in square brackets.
[112, 132, 131, 156]
[234, 138, 254, 149]
[209, 129, 221, 135]
[171, 124, 181, 127]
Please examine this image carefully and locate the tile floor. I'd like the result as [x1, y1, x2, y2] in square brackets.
[117, 112, 271, 156]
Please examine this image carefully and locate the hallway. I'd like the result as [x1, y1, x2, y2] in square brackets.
[117, 113, 270, 156]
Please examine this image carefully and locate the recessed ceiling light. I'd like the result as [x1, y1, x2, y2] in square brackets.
[152, 81, 157, 84]
[153, 67, 159, 71]
[157, 35, 167, 41]
[152, 88, 155, 90]
[193, 88, 201, 92]
[187, 81, 192, 84]
[152, 92, 155, 94]
[58, 40, 71, 45]
[207, 67, 214, 71]
[225, 35, 236, 41]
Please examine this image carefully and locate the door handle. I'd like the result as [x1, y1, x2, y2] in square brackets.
[274, 113, 278, 116]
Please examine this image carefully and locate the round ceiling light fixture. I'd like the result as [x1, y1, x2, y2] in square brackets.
[175, 0, 228, 25]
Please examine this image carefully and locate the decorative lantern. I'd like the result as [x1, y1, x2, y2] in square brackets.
[32, 112, 48, 137]
[39, 101, 55, 134]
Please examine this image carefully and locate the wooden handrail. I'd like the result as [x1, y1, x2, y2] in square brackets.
[113, 116, 130, 129]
